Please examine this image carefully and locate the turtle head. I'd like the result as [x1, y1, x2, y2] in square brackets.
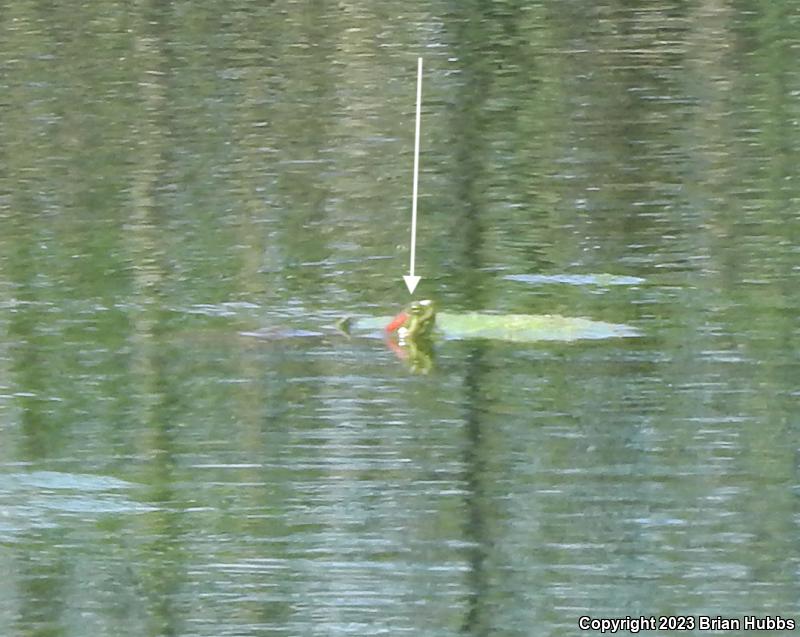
[386, 299, 436, 341]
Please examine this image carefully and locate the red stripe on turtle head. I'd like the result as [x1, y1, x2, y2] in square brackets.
[385, 311, 409, 333]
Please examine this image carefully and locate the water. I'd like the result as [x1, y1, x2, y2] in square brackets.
[1, 1, 799, 635]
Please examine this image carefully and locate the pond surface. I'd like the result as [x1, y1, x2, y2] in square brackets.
[1, 1, 799, 635]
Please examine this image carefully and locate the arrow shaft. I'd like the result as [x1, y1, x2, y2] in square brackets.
[409, 57, 422, 276]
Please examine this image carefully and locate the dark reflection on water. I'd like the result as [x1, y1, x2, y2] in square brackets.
[1, 0, 800, 635]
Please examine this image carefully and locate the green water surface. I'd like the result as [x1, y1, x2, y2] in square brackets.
[1, 1, 799, 636]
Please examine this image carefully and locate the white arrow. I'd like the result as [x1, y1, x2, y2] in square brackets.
[403, 57, 423, 295]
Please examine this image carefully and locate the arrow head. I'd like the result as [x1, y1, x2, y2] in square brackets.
[403, 275, 421, 295]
